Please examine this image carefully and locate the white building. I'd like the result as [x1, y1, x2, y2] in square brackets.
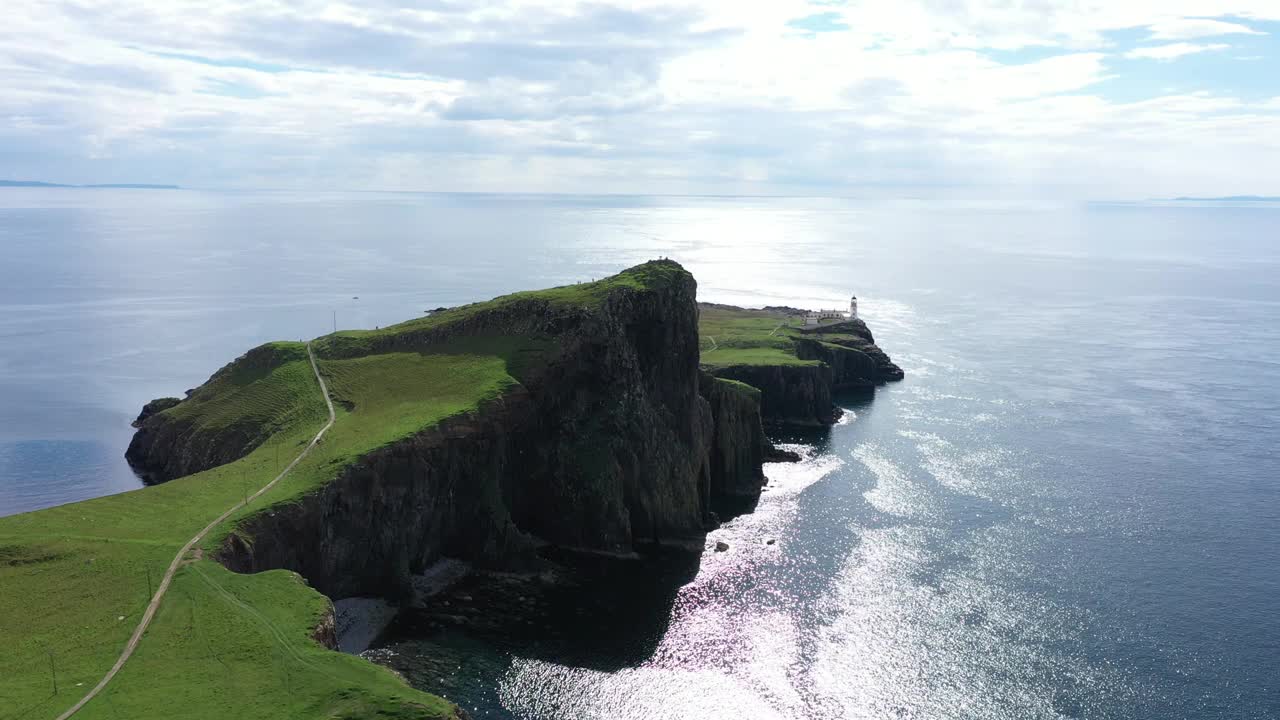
[804, 309, 846, 326]
[801, 294, 858, 326]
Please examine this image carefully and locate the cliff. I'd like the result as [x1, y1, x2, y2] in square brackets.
[699, 373, 769, 500]
[705, 363, 837, 426]
[128, 261, 769, 601]
[698, 304, 903, 426]
[795, 318, 904, 384]
[126, 342, 319, 483]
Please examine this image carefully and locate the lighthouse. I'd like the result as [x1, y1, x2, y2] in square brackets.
[849, 295, 858, 320]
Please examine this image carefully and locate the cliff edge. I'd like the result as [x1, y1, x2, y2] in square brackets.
[128, 261, 771, 600]
[698, 303, 903, 425]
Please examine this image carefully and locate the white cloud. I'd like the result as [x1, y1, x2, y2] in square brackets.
[1146, 18, 1265, 40]
[1124, 42, 1231, 61]
[0, 1, 1278, 196]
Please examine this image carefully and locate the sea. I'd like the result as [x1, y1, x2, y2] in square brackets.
[1, 189, 1277, 718]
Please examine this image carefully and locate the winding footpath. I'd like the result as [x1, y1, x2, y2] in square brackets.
[54, 343, 337, 720]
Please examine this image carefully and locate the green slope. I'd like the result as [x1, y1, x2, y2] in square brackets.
[0, 262, 690, 720]
[697, 305, 820, 369]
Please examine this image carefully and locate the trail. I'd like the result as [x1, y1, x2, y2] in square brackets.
[54, 343, 337, 720]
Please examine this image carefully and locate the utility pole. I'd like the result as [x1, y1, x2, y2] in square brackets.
[332, 309, 336, 334]
[146, 567, 153, 599]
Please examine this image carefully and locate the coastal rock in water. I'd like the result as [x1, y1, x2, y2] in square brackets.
[765, 446, 801, 463]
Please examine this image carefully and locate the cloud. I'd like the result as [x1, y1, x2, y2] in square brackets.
[0, 1, 1278, 196]
[1124, 42, 1231, 61]
[1146, 18, 1265, 40]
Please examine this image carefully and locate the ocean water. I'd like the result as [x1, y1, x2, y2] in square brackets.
[1, 189, 1277, 718]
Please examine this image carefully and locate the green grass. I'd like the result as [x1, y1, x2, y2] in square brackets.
[76, 562, 453, 720]
[246, 340, 534, 512]
[697, 305, 819, 368]
[0, 340, 531, 719]
[143, 341, 323, 468]
[710, 377, 763, 401]
[0, 262, 685, 720]
[0, 418, 331, 720]
[321, 260, 685, 357]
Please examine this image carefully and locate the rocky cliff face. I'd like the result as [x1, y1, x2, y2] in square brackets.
[699, 373, 768, 501]
[797, 318, 904, 383]
[707, 363, 838, 426]
[702, 312, 902, 426]
[125, 342, 313, 484]
[125, 414, 256, 484]
[137, 260, 771, 600]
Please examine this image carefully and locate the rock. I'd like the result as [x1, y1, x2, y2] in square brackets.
[708, 363, 837, 426]
[766, 539, 776, 545]
[700, 374, 768, 500]
[130, 397, 182, 429]
[765, 446, 801, 463]
[795, 318, 903, 384]
[715, 541, 729, 552]
[700, 305, 902, 427]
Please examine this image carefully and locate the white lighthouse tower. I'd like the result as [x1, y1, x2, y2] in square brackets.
[849, 295, 859, 320]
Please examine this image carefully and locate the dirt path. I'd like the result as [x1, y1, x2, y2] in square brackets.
[54, 343, 337, 720]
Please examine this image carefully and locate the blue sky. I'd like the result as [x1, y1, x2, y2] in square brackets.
[1, 1, 1278, 197]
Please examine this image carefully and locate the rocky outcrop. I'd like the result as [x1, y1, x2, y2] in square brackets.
[131, 397, 182, 428]
[126, 416, 259, 484]
[126, 343, 312, 484]
[793, 339, 881, 390]
[706, 363, 838, 426]
[699, 373, 768, 500]
[797, 318, 904, 383]
[311, 602, 339, 650]
[201, 261, 767, 600]
[701, 310, 902, 426]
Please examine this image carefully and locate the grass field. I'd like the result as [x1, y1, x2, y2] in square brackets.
[0, 333, 540, 719]
[697, 305, 820, 369]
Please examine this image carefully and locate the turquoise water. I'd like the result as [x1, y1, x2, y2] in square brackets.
[1, 190, 1277, 717]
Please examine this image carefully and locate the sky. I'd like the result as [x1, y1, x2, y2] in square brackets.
[2, 1, 1279, 197]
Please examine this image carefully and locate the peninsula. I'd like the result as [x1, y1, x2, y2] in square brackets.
[0, 180, 180, 189]
[0, 260, 900, 719]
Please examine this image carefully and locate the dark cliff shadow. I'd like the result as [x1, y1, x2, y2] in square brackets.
[383, 548, 701, 674]
[712, 493, 760, 522]
[764, 387, 877, 455]
[834, 385, 878, 415]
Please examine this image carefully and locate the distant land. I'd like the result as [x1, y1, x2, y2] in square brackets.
[0, 180, 180, 189]
[1170, 195, 1280, 202]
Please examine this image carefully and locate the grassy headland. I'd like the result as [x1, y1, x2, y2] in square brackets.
[0, 263, 685, 719]
[697, 305, 820, 369]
